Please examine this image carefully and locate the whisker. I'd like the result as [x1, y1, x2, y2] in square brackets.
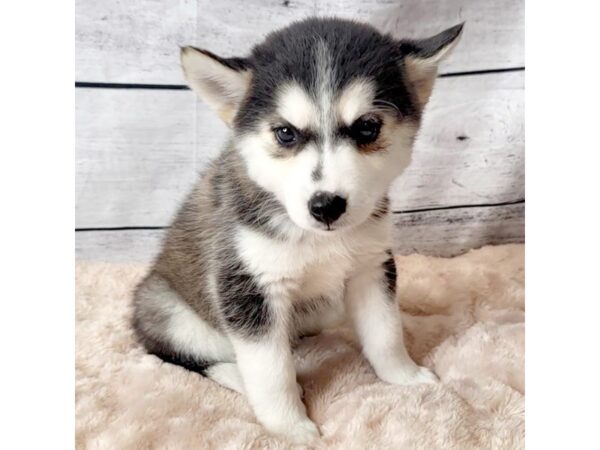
[372, 99, 400, 113]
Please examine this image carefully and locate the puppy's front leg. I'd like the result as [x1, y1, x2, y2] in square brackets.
[346, 258, 438, 386]
[229, 302, 319, 444]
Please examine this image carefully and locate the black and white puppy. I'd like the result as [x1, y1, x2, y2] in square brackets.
[133, 18, 462, 444]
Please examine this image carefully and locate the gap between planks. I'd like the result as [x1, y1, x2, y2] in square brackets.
[74, 67, 525, 90]
[75, 202, 524, 261]
[75, 199, 525, 232]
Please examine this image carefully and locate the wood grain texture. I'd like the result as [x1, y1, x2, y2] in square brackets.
[75, 88, 227, 228]
[76, 0, 524, 84]
[75, 203, 524, 262]
[75, 0, 197, 85]
[371, 0, 524, 73]
[392, 203, 524, 257]
[76, 72, 523, 228]
[391, 71, 524, 211]
[76, 229, 165, 263]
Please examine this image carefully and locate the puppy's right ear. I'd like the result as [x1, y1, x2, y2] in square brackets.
[180, 47, 252, 126]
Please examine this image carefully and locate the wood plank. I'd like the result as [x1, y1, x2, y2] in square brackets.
[371, 0, 524, 74]
[76, 229, 164, 263]
[392, 203, 524, 257]
[76, 0, 523, 84]
[75, 88, 227, 228]
[391, 71, 524, 211]
[75, 0, 197, 85]
[76, 72, 523, 228]
[75, 203, 524, 262]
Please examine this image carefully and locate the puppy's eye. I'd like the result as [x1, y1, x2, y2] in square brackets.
[350, 118, 381, 145]
[274, 126, 298, 147]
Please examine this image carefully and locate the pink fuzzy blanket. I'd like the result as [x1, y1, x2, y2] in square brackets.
[76, 244, 524, 449]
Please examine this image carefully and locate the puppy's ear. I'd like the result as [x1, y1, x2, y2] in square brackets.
[399, 24, 464, 108]
[180, 47, 252, 126]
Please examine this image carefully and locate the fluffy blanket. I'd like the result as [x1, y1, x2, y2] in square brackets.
[76, 244, 524, 449]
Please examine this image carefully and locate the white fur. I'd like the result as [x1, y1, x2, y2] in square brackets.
[234, 216, 391, 298]
[229, 214, 435, 442]
[164, 292, 235, 362]
[336, 78, 376, 125]
[175, 28, 462, 443]
[180, 47, 251, 125]
[238, 86, 417, 234]
[315, 39, 335, 141]
[177, 77, 424, 441]
[230, 313, 319, 445]
[345, 268, 438, 385]
[235, 215, 430, 385]
[204, 362, 245, 393]
[162, 117, 427, 443]
[277, 83, 319, 130]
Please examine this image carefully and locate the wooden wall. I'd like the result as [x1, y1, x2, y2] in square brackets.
[75, 0, 524, 261]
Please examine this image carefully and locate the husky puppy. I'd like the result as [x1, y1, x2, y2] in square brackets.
[133, 18, 462, 443]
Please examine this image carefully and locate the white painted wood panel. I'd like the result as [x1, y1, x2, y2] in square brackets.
[76, 72, 522, 228]
[76, 0, 524, 84]
[391, 71, 524, 211]
[372, 0, 524, 74]
[392, 203, 524, 257]
[75, 0, 197, 85]
[75, 88, 227, 228]
[76, 229, 164, 263]
[74, 203, 524, 262]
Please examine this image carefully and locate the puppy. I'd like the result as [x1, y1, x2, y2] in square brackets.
[133, 18, 462, 444]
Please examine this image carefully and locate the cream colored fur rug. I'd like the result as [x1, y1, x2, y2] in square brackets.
[76, 244, 524, 449]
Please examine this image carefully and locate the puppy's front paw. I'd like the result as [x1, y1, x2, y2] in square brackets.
[381, 365, 439, 386]
[409, 365, 439, 384]
[269, 418, 320, 445]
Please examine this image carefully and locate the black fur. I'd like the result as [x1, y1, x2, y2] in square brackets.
[217, 255, 273, 337]
[311, 160, 323, 181]
[186, 46, 251, 72]
[133, 18, 462, 378]
[150, 350, 211, 375]
[382, 250, 397, 296]
[398, 23, 464, 59]
[215, 147, 287, 237]
[371, 196, 390, 219]
[132, 313, 212, 375]
[233, 18, 421, 133]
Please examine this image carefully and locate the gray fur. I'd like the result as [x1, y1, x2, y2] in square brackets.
[133, 17, 462, 383]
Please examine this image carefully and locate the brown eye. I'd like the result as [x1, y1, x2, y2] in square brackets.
[350, 117, 381, 145]
[274, 126, 298, 147]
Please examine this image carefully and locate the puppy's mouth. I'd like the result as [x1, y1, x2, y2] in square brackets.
[323, 223, 336, 232]
[320, 218, 337, 232]
[310, 219, 346, 234]
[296, 219, 340, 234]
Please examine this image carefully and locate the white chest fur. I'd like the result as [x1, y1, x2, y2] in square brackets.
[234, 218, 392, 301]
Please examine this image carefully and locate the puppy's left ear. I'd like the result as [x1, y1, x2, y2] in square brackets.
[400, 24, 464, 108]
[180, 47, 252, 126]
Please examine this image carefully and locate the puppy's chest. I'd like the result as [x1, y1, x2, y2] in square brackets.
[236, 227, 359, 299]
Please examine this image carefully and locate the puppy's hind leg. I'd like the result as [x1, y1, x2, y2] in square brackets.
[204, 362, 245, 393]
[132, 272, 235, 378]
[133, 273, 305, 400]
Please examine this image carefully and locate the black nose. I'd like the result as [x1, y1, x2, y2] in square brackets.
[308, 191, 347, 225]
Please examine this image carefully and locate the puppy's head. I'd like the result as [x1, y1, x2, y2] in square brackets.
[181, 18, 462, 233]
